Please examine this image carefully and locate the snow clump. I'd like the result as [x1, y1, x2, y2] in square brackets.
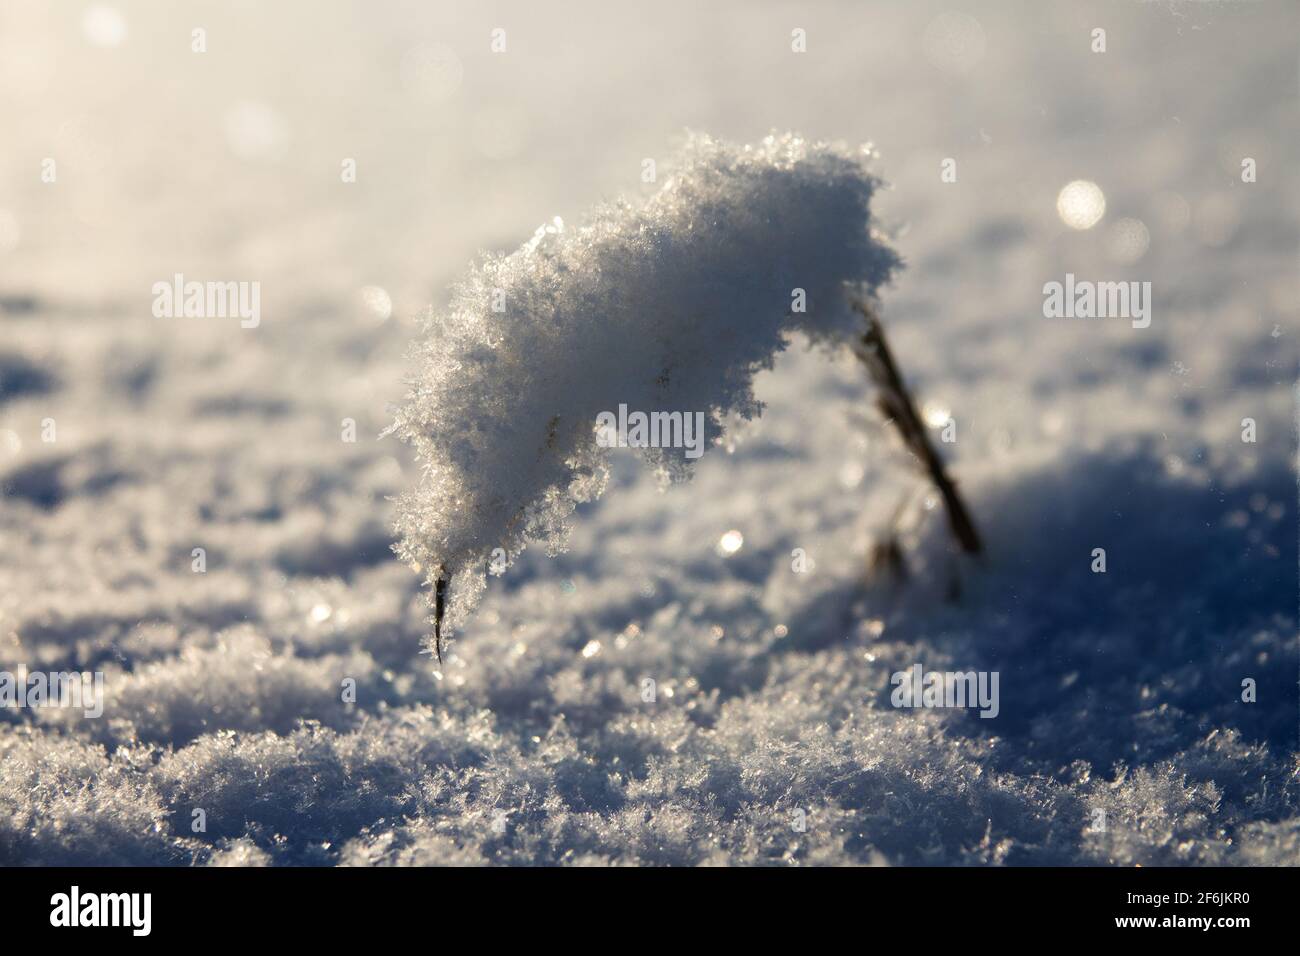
[388, 132, 900, 653]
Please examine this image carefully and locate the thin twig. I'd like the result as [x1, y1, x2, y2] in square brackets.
[852, 301, 982, 554]
[432, 565, 449, 664]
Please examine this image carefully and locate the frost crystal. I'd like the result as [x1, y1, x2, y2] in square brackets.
[389, 133, 900, 653]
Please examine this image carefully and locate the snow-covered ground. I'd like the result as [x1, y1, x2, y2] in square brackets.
[1, 1, 1296, 865]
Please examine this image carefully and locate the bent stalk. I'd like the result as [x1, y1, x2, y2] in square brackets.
[852, 301, 982, 555]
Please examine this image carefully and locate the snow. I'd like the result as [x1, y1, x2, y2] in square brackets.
[388, 132, 899, 649]
[0, 1, 1296, 866]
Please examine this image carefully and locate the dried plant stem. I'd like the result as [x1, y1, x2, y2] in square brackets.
[433, 565, 449, 664]
[852, 301, 982, 555]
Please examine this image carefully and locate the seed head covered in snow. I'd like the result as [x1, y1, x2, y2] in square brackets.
[389, 133, 899, 650]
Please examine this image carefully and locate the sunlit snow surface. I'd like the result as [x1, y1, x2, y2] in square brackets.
[0, 1, 1296, 866]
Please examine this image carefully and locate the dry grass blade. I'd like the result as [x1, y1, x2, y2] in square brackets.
[852, 301, 982, 554]
[432, 565, 449, 664]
